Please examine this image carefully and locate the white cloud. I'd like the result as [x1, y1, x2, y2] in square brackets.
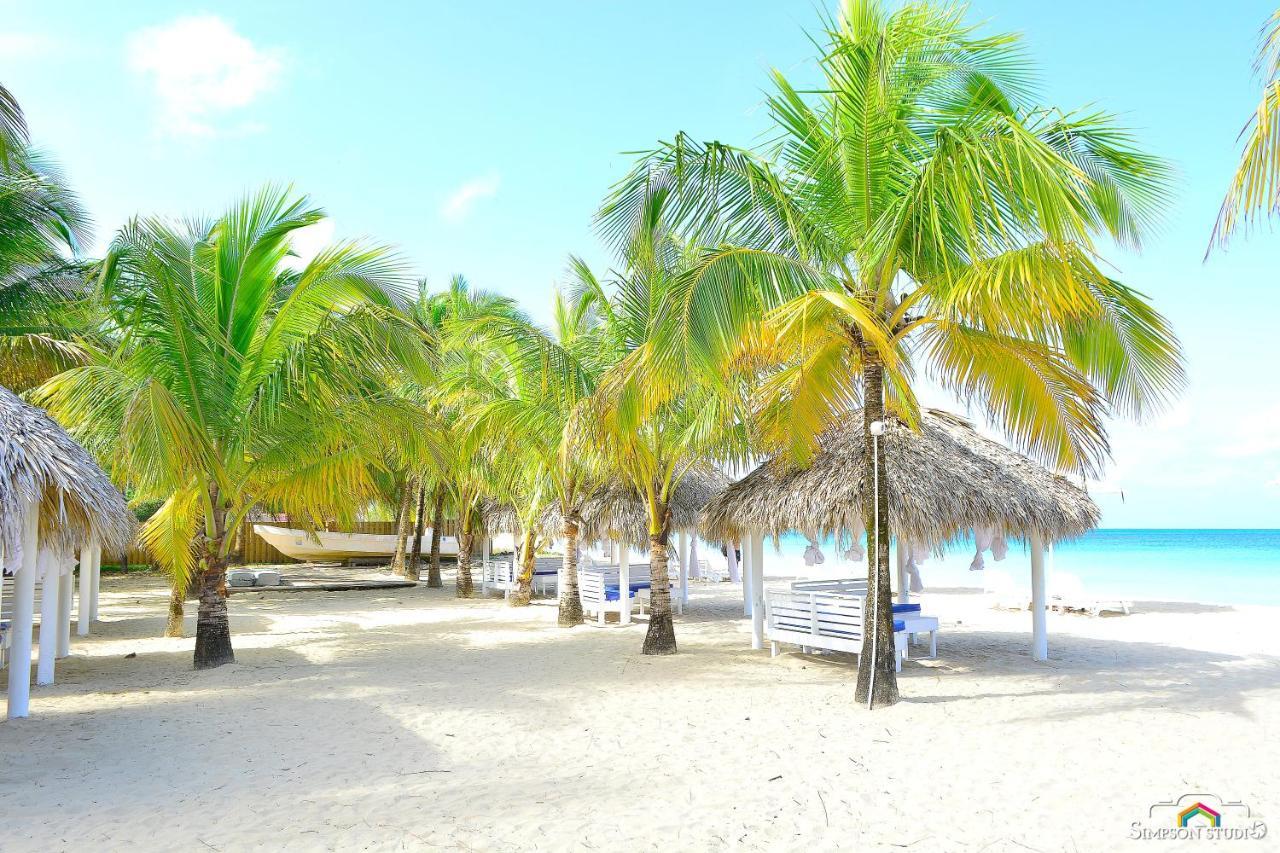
[440, 172, 501, 221]
[1216, 401, 1280, 458]
[0, 33, 59, 60]
[283, 219, 335, 271]
[126, 15, 283, 137]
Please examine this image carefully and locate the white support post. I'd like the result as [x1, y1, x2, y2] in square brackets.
[742, 533, 754, 617]
[726, 541, 740, 583]
[7, 502, 39, 718]
[1030, 533, 1048, 661]
[750, 533, 765, 650]
[481, 536, 491, 594]
[618, 541, 631, 626]
[57, 564, 73, 658]
[37, 551, 60, 686]
[78, 542, 93, 636]
[895, 540, 908, 605]
[89, 543, 101, 621]
[677, 530, 689, 609]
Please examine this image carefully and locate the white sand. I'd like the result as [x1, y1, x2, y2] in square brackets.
[2, 573, 1278, 852]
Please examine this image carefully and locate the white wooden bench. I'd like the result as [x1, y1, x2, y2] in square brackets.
[578, 563, 683, 625]
[483, 557, 560, 598]
[765, 587, 905, 671]
[791, 578, 868, 595]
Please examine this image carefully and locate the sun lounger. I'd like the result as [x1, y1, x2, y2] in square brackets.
[1051, 572, 1132, 616]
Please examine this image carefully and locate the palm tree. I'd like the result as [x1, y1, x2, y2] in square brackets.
[1213, 8, 1280, 246]
[0, 85, 94, 391]
[574, 203, 749, 654]
[449, 289, 608, 618]
[599, 0, 1181, 703]
[35, 185, 434, 668]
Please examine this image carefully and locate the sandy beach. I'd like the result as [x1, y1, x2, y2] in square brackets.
[2, 572, 1277, 852]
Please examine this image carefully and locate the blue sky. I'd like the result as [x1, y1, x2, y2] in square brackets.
[3, 1, 1278, 528]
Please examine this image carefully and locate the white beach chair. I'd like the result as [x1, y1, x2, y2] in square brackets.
[1051, 572, 1132, 616]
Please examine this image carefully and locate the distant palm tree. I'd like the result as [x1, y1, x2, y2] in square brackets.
[450, 286, 609, 619]
[36, 186, 434, 667]
[1213, 8, 1280, 246]
[600, 0, 1181, 703]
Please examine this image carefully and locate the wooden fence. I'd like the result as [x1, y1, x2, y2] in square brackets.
[106, 517, 460, 568]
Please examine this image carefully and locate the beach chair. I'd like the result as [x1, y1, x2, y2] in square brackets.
[1051, 572, 1132, 616]
[764, 587, 907, 670]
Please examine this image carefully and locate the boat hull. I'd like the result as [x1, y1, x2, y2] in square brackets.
[252, 525, 461, 562]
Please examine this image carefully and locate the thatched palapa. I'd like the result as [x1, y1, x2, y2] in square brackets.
[0, 384, 134, 566]
[701, 409, 1098, 547]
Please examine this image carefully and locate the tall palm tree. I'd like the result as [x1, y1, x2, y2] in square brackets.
[35, 186, 435, 668]
[1213, 8, 1280, 246]
[599, 0, 1181, 703]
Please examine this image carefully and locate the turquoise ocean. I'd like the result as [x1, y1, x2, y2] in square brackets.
[765, 529, 1280, 606]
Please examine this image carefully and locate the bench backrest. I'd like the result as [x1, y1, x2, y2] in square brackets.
[765, 588, 868, 651]
[791, 578, 868, 596]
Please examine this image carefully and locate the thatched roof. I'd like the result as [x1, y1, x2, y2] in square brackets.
[485, 467, 732, 549]
[701, 409, 1098, 546]
[0, 384, 134, 566]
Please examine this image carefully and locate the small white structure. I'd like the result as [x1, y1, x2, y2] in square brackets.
[1, 385, 134, 720]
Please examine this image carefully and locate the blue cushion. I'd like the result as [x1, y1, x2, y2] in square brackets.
[892, 603, 921, 614]
[603, 581, 652, 601]
[893, 619, 905, 632]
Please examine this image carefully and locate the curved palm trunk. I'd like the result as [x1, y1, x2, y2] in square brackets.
[427, 487, 445, 588]
[165, 583, 185, 637]
[193, 496, 233, 669]
[854, 361, 899, 708]
[557, 517, 583, 626]
[391, 477, 414, 576]
[642, 508, 677, 655]
[508, 529, 537, 606]
[456, 519, 475, 598]
[406, 483, 426, 582]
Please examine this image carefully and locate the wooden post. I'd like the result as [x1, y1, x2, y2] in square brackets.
[750, 533, 765, 650]
[89, 543, 100, 621]
[7, 502, 39, 718]
[77, 541, 93, 636]
[618, 541, 631, 626]
[1031, 533, 1048, 661]
[895, 540, 908, 605]
[57, 563, 73, 658]
[677, 529, 689, 610]
[36, 550, 60, 685]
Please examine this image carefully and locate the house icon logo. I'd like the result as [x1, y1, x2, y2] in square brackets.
[1131, 793, 1267, 841]
[1176, 802, 1222, 828]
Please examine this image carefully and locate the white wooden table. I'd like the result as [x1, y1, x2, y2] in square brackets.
[896, 614, 938, 659]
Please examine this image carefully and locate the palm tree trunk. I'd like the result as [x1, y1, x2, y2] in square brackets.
[406, 483, 426, 582]
[508, 529, 536, 606]
[193, 492, 233, 669]
[642, 507, 677, 655]
[854, 361, 899, 708]
[427, 487, 444, 588]
[456, 515, 475, 598]
[165, 582, 184, 637]
[391, 476, 413, 576]
[557, 516, 584, 626]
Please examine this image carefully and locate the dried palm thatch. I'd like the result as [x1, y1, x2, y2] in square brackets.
[702, 409, 1098, 547]
[484, 467, 732, 549]
[0, 383, 134, 566]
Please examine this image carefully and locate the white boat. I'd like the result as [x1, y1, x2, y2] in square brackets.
[253, 524, 461, 562]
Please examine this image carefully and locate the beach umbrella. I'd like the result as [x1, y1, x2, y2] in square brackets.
[701, 408, 1100, 661]
[0, 384, 134, 718]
